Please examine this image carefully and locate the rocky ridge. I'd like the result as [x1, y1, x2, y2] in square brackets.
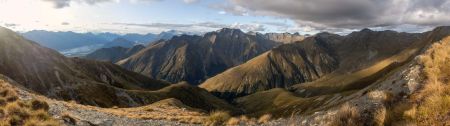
[117, 28, 304, 85]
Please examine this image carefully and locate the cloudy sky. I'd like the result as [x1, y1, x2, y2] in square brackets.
[0, 0, 449, 34]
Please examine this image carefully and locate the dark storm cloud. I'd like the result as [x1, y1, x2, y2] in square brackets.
[223, 0, 450, 30]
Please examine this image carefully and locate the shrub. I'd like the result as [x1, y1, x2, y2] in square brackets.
[23, 117, 60, 126]
[5, 102, 30, 119]
[0, 89, 10, 97]
[30, 99, 50, 111]
[226, 117, 240, 125]
[205, 110, 231, 126]
[330, 103, 363, 126]
[5, 95, 18, 102]
[373, 107, 387, 126]
[257, 114, 272, 124]
[0, 89, 18, 102]
[0, 108, 5, 118]
[0, 98, 6, 106]
[31, 109, 52, 120]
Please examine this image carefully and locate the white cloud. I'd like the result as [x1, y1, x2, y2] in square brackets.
[230, 23, 265, 32]
[113, 22, 266, 32]
[42, 0, 118, 8]
[218, 11, 226, 15]
[209, 3, 248, 16]
[183, 0, 198, 4]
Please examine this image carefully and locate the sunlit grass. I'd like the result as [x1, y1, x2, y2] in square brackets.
[0, 80, 59, 126]
[413, 36, 450, 125]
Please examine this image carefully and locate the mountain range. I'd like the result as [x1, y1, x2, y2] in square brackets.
[0, 27, 238, 112]
[1, 25, 449, 125]
[200, 29, 423, 99]
[87, 28, 305, 85]
[21, 30, 189, 57]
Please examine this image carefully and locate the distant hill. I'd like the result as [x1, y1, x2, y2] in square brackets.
[102, 38, 138, 48]
[22, 30, 188, 56]
[120, 33, 157, 44]
[21, 30, 110, 51]
[85, 45, 146, 63]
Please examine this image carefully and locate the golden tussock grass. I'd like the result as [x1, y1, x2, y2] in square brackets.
[412, 36, 450, 125]
[330, 103, 363, 126]
[381, 36, 450, 125]
[225, 117, 240, 125]
[205, 110, 231, 126]
[257, 114, 272, 124]
[203, 111, 274, 126]
[0, 82, 59, 126]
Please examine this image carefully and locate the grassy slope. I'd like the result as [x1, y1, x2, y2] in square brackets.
[234, 42, 419, 117]
[200, 35, 340, 99]
[0, 26, 239, 114]
[290, 29, 430, 97]
[127, 82, 242, 113]
[0, 77, 59, 126]
[392, 36, 450, 125]
[235, 27, 450, 118]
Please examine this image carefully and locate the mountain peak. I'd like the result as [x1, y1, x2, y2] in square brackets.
[432, 26, 450, 33]
[217, 28, 243, 34]
[361, 28, 373, 32]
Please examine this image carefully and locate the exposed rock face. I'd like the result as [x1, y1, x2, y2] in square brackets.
[200, 29, 425, 99]
[85, 45, 145, 62]
[0, 27, 238, 112]
[118, 28, 294, 85]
